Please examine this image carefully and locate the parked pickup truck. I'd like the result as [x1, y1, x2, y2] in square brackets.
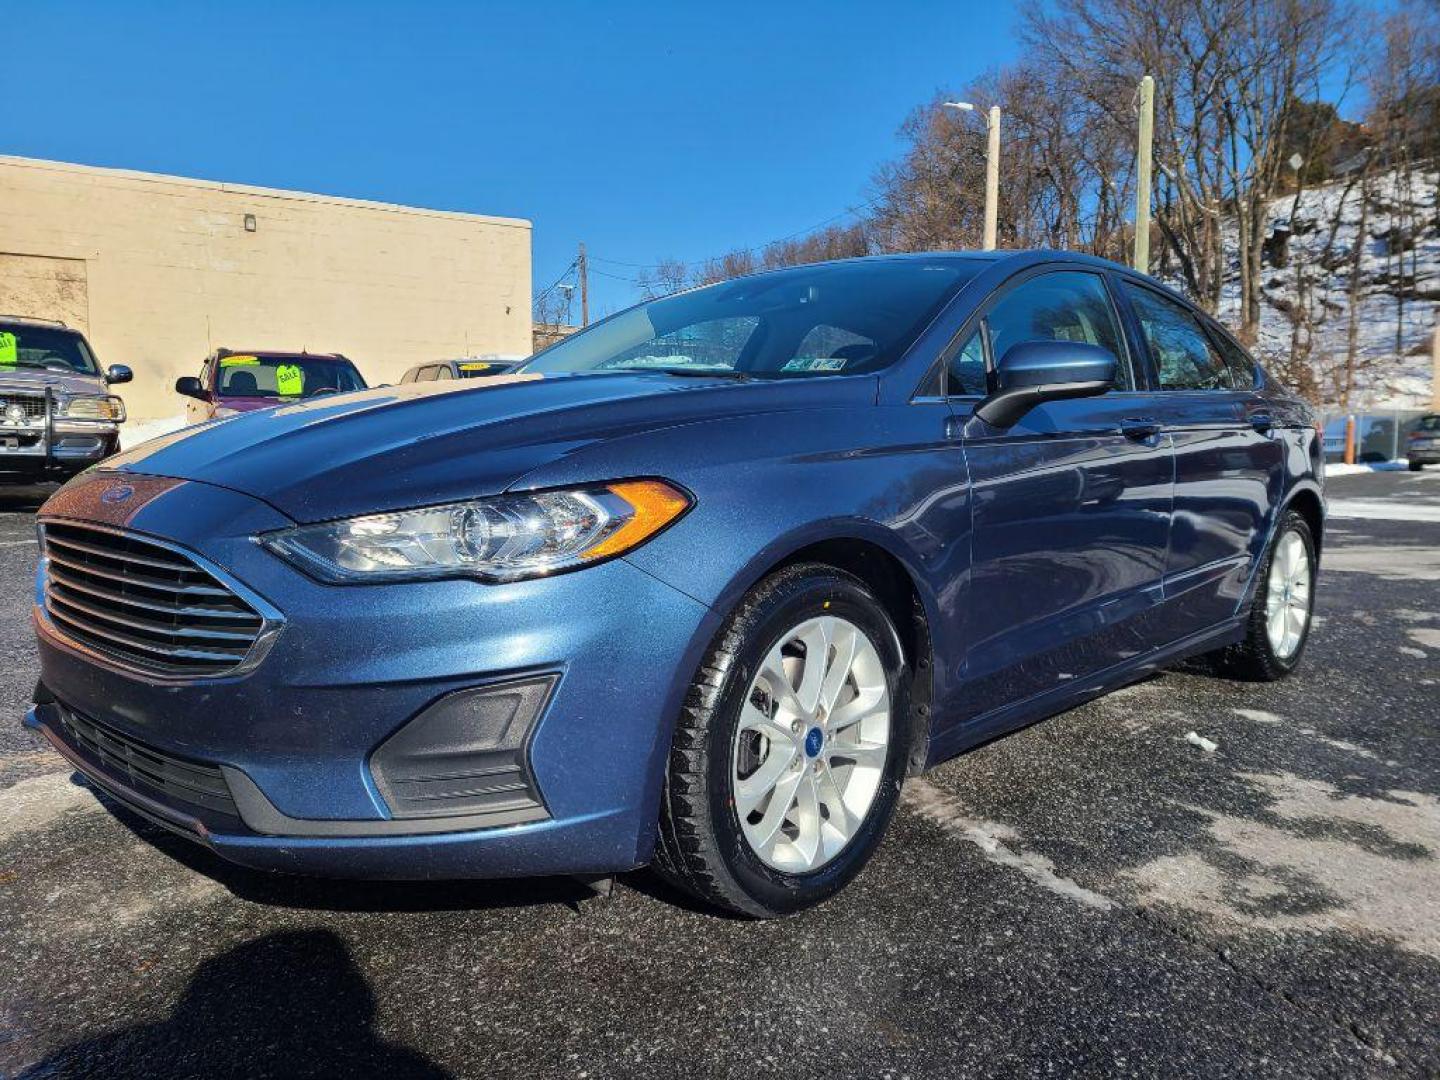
[0, 316, 131, 484]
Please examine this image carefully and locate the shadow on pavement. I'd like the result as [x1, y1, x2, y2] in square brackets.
[0, 483, 57, 513]
[104, 801, 601, 914]
[18, 930, 451, 1079]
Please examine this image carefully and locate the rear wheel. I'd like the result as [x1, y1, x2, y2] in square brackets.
[653, 564, 909, 917]
[1208, 510, 1316, 681]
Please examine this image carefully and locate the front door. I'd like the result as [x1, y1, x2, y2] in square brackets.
[951, 269, 1175, 725]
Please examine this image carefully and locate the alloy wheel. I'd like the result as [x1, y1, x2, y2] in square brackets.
[730, 615, 891, 873]
[1265, 529, 1312, 660]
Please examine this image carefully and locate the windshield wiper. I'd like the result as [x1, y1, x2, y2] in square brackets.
[622, 367, 751, 381]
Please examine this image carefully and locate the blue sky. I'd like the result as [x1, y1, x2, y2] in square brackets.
[5, 1, 1019, 317]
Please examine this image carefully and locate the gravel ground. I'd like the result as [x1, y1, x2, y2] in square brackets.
[1, 468, 1437, 1079]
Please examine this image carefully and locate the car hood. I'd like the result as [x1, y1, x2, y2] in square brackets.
[216, 396, 289, 413]
[0, 370, 106, 397]
[105, 371, 874, 523]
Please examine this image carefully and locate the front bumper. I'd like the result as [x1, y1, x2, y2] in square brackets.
[1408, 443, 1440, 464]
[29, 473, 718, 879]
[0, 416, 120, 478]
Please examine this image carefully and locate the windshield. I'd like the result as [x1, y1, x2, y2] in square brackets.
[1416, 416, 1440, 432]
[0, 323, 99, 376]
[522, 259, 982, 379]
[216, 354, 367, 399]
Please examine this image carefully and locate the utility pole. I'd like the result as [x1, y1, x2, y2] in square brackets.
[1133, 75, 1155, 274]
[577, 243, 590, 327]
[983, 106, 1000, 251]
[1431, 321, 1440, 412]
[943, 100, 1001, 250]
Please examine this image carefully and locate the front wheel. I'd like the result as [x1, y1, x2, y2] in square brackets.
[1410, 461, 1425, 472]
[1208, 510, 1317, 681]
[653, 563, 909, 917]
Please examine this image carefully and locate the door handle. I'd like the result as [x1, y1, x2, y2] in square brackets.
[1120, 417, 1162, 440]
[1249, 411, 1274, 433]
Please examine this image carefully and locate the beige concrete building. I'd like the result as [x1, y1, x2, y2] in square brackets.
[0, 155, 531, 419]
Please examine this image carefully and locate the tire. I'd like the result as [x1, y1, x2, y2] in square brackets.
[1409, 461, 1425, 472]
[1207, 510, 1317, 681]
[653, 563, 910, 917]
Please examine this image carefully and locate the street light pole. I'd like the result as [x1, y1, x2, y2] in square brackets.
[944, 101, 1001, 251]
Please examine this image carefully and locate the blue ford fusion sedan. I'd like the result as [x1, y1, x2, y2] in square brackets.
[25, 252, 1322, 917]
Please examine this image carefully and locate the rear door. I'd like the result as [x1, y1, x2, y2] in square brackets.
[1115, 280, 1284, 640]
[954, 268, 1175, 723]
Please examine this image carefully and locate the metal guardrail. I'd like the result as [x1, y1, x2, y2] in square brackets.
[1320, 409, 1434, 462]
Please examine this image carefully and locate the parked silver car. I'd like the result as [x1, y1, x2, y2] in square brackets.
[398, 357, 521, 383]
[0, 316, 131, 484]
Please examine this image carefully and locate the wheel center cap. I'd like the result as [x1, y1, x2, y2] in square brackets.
[804, 727, 824, 758]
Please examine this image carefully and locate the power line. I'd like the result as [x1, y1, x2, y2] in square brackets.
[532, 259, 578, 305]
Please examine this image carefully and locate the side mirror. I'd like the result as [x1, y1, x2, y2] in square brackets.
[106, 364, 133, 385]
[174, 376, 208, 400]
[974, 341, 1116, 428]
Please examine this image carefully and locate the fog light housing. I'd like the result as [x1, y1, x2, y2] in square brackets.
[370, 675, 555, 821]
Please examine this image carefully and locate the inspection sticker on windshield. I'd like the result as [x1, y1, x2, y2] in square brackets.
[220, 354, 259, 367]
[781, 357, 847, 372]
[0, 332, 16, 366]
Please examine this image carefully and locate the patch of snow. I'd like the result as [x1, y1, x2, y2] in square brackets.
[1323, 544, 1440, 581]
[1184, 731, 1219, 752]
[904, 779, 1115, 912]
[1202, 167, 1439, 409]
[0, 771, 101, 841]
[121, 414, 188, 451]
[1126, 772, 1440, 959]
[1409, 627, 1440, 650]
[1323, 460, 1413, 476]
[1325, 499, 1440, 523]
[1233, 708, 1284, 724]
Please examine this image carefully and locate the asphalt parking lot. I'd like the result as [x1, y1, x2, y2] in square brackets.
[1, 468, 1437, 1079]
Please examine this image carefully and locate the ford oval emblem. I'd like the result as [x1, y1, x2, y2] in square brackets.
[100, 484, 135, 505]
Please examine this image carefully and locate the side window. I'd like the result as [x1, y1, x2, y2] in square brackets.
[434, 365, 454, 380]
[1123, 285, 1230, 391]
[946, 329, 987, 395]
[1209, 327, 1257, 390]
[986, 271, 1133, 390]
[417, 366, 439, 382]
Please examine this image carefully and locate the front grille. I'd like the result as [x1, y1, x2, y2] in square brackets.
[42, 521, 265, 677]
[0, 392, 46, 423]
[56, 705, 238, 819]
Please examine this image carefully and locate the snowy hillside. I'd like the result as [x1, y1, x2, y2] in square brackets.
[1212, 167, 1438, 409]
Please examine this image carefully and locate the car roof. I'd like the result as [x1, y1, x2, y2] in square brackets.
[0, 315, 79, 331]
[216, 349, 351, 362]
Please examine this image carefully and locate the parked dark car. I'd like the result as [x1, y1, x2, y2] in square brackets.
[1407, 414, 1440, 469]
[398, 358, 522, 383]
[26, 252, 1322, 916]
[175, 349, 367, 423]
[0, 316, 131, 484]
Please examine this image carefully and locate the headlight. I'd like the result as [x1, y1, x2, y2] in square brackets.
[59, 395, 126, 422]
[262, 479, 692, 583]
